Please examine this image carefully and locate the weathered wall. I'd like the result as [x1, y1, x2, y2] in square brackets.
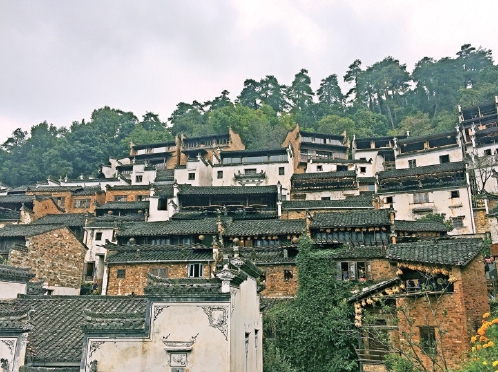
[106, 263, 213, 296]
[32, 198, 64, 219]
[259, 265, 298, 297]
[8, 228, 86, 291]
[105, 188, 150, 203]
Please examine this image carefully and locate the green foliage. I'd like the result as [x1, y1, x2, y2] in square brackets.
[417, 213, 453, 231]
[263, 235, 357, 372]
[384, 354, 416, 372]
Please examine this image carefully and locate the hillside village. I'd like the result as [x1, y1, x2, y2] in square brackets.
[0, 98, 497, 372]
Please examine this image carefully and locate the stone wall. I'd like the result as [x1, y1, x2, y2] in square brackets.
[474, 209, 490, 234]
[394, 257, 489, 370]
[105, 189, 150, 203]
[8, 227, 86, 290]
[259, 264, 298, 297]
[106, 262, 213, 295]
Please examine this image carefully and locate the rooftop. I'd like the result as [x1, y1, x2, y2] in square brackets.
[106, 244, 213, 264]
[33, 213, 89, 227]
[282, 196, 373, 210]
[378, 161, 466, 180]
[116, 217, 226, 237]
[395, 219, 450, 232]
[178, 185, 277, 196]
[224, 219, 306, 236]
[0, 224, 63, 238]
[95, 201, 149, 210]
[385, 238, 483, 266]
[311, 209, 391, 228]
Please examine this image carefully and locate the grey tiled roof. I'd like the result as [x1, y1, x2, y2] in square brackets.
[33, 213, 89, 227]
[0, 224, 63, 238]
[385, 238, 483, 266]
[397, 130, 457, 144]
[172, 210, 278, 220]
[291, 170, 356, 181]
[178, 185, 277, 196]
[0, 195, 34, 204]
[144, 277, 226, 297]
[0, 296, 147, 363]
[238, 248, 297, 264]
[86, 215, 145, 228]
[106, 244, 213, 263]
[310, 209, 391, 228]
[106, 185, 151, 190]
[224, 219, 306, 236]
[282, 196, 373, 210]
[311, 247, 386, 260]
[96, 201, 149, 210]
[378, 162, 466, 180]
[153, 185, 174, 197]
[395, 220, 449, 232]
[348, 278, 400, 302]
[0, 264, 35, 282]
[117, 218, 225, 237]
[154, 169, 174, 182]
[0, 208, 21, 221]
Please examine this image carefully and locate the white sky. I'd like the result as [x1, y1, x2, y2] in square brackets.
[1, 0, 498, 143]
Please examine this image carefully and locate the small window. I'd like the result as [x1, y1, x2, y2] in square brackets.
[245, 168, 257, 175]
[439, 155, 449, 164]
[337, 165, 348, 171]
[188, 173, 196, 180]
[420, 327, 436, 354]
[360, 166, 366, 173]
[117, 269, 126, 279]
[95, 232, 103, 241]
[484, 149, 492, 156]
[259, 271, 266, 283]
[284, 270, 293, 281]
[413, 193, 429, 204]
[137, 195, 149, 202]
[317, 165, 323, 172]
[158, 197, 167, 211]
[188, 263, 203, 278]
[56, 197, 65, 207]
[135, 175, 143, 183]
[452, 217, 464, 228]
[85, 262, 95, 280]
[150, 268, 168, 278]
[385, 196, 393, 204]
[450, 190, 460, 198]
[279, 167, 285, 175]
[217, 170, 223, 179]
[321, 197, 331, 200]
[114, 195, 127, 202]
[73, 199, 91, 208]
[408, 159, 417, 168]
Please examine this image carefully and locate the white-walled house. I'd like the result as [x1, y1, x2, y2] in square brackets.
[377, 162, 476, 235]
[0, 257, 263, 372]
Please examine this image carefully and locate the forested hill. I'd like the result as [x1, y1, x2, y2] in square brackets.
[2, 43, 498, 187]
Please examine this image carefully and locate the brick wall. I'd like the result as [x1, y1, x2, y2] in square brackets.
[33, 198, 64, 219]
[106, 262, 213, 295]
[8, 227, 86, 290]
[259, 265, 298, 297]
[105, 189, 150, 203]
[473, 209, 490, 234]
[394, 257, 490, 370]
[228, 128, 246, 151]
[370, 259, 396, 281]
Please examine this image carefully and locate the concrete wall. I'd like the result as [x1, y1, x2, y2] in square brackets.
[0, 281, 27, 299]
[379, 186, 475, 235]
[86, 302, 231, 372]
[175, 159, 213, 186]
[395, 146, 463, 169]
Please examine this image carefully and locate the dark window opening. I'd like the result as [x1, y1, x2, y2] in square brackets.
[245, 168, 257, 175]
[385, 196, 393, 204]
[337, 165, 348, 171]
[321, 196, 331, 200]
[95, 232, 103, 241]
[451, 190, 460, 198]
[408, 159, 417, 168]
[452, 217, 464, 228]
[158, 198, 167, 210]
[188, 263, 203, 278]
[188, 173, 196, 180]
[317, 165, 323, 171]
[117, 269, 126, 279]
[259, 272, 266, 283]
[217, 170, 223, 179]
[279, 167, 285, 175]
[284, 270, 293, 281]
[484, 149, 492, 156]
[114, 195, 127, 202]
[85, 262, 95, 281]
[360, 166, 367, 173]
[420, 327, 436, 354]
[56, 197, 65, 207]
[439, 155, 450, 164]
[150, 268, 168, 278]
[135, 175, 143, 183]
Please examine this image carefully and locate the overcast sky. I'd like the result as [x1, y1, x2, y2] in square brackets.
[1, 0, 498, 144]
